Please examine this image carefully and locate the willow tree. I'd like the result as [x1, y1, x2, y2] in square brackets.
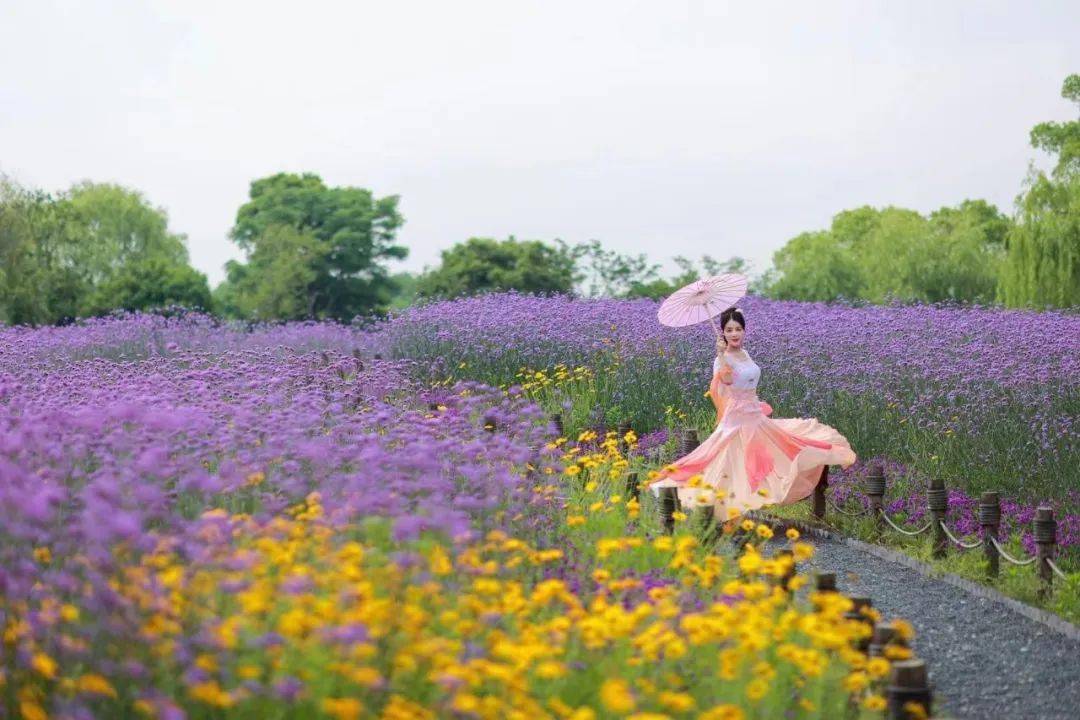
[1000, 74, 1080, 308]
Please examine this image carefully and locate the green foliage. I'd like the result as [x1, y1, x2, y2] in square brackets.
[387, 271, 420, 310]
[222, 173, 407, 321]
[762, 202, 1010, 304]
[416, 236, 578, 298]
[570, 239, 660, 298]
[0, 177, 208, 325]
[623, 255, 753, 300]
[1029, 74, 1080, 179]
[1001, 74, 1080, 309]
[218, 224, 327, 320]
[85, 257, 213, 315]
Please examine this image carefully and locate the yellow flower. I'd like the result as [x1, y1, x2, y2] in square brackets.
[755, 524, 773, 539]
[76, 674, 117, 698]
[657, 690, 695, 712]
[565, 465, 581, 476]
[740, 519, 755, 532]
[785, 528, 800, 540]
[892, 618, 915, 642]
[842, 671, 869, 693]
[902, 701, 929, 720]
[792, 542, 815, 562]
[567, 515, 587, 527]
[19, 701, 47, 720]
[699, 705, 745, 720]
[745, 677, 768, 701]
[353, 666, 383, 687]
[862, 694, 887, 711]
[535, 661, 567, 679]
[323, 697, 363, 720]
[600, 678, 636, 713]
[188, 681, 233, 708]
[884, 645, 914, 660]
[31, 653, 57, 680]
[866, 657, 890, 679]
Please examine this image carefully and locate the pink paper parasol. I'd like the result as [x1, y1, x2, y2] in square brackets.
[657, 273, 748, 337]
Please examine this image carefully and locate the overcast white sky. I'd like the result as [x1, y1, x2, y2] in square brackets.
[2, 0, 1078, 286]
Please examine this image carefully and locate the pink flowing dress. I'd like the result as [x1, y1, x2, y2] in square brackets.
[650, 350, 856, 517]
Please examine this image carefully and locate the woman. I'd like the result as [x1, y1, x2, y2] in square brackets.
[649, 307, 856, 518]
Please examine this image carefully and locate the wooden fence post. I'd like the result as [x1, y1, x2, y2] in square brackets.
[927, 477, 948, 559]
[617, 420, 632, 455]
[979, 491, 1000, 579]
[624, 471, 640, 504]
[887, 659, 932, 720]
[845, 596, 875, 653]
[678, 428, 699, 457]
[812, 465, 829, 522]
[659, 488, 678, 535]
[1034, 506, 1057, 598]
[551, 413, 564, 437]
[814, 572, 837, 593]
[868, 622, 898, 658]
[866, 463, 886, 532]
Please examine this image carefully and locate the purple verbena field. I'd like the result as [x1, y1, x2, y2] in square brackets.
[373, 292, 1079, 505]
[0, 310, 911, 719]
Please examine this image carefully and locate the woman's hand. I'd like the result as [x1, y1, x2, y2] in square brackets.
[715, 335, 726, 356]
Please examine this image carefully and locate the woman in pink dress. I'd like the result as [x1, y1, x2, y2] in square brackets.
[649, 307, 856, 518]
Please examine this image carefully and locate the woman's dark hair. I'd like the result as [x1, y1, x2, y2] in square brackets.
[720, 306, 745, 330]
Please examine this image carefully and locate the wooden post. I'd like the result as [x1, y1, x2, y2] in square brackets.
[866, 463, 886, 532]
[814, 572, 836, 593]
[812, 465, 829, 522]
[1034, 506, 1057, 598]
[927, 477, 948, 559]
[868, 622, 899, 658]
[483, 414, 497, 433]
[845, 596, 875, 653]
[678, 428, 699, 457]
[617, 420, 633, 456]
[979, 491, 1000, 579]
[659, 488, 678, 535]
[624, 471, 640, 504]
[551, 413, 564, 437]
[887, 659, 932, 720]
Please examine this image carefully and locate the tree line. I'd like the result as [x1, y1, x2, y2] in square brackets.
[1, 75, 1076, 326]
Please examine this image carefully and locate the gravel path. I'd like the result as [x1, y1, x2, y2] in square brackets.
[776, 534, 1080, 720]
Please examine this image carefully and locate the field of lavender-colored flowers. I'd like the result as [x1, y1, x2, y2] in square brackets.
[371, 292, 1080, 506]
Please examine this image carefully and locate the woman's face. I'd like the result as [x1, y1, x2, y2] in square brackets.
[723, 318, 745, 348]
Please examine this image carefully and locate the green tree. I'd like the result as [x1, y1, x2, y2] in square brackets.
[218, 224, 327, 320]
[417, 237, 578, 298]
[570, 239, 660, 297]
[624, 254, 752, 300]
[226, 173, 407, 320]
[1001, 74, 1080, 308]
[762, 202, 1010, 305]
[86, 257, 213, 315]
[1, 177, 209, 324]
[388, 271, 420, 310]
[765, 230, 864, 302]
